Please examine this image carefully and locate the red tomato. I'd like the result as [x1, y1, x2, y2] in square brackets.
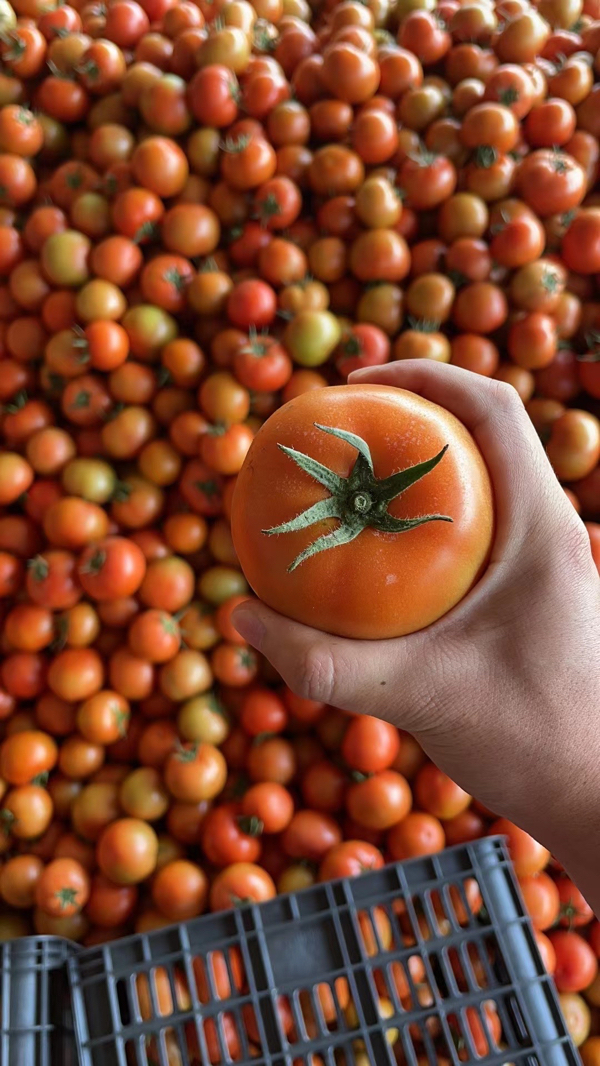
[550, 931, 598, 993]
[232, 385, 493, 639]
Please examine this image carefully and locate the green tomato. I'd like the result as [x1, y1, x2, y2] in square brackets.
[198, 566, 248, 605]
[121, 304, 178, 360]
[284, 310, 342, 367]
[40, 230, 91, 288]
[62, 458, 117, 503]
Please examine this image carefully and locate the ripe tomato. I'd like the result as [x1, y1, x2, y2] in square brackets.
[414, 764, 471, 820]
[151, 859, 208, 921]
[85, 874, 138, 928]
[518, 872, 560, 931]
[388, 812, 446, 860]
[341, 716, 399, 773]
[78, 538, 146, 601]
[201, 803, 262, 866]
[35, 857, 90, 917]
[550, 931, 598, 993]
[97, 818, 158, 885]
[232, 385, 493, 639]
[489, 819, 550, 876]
[241, 782, 294, 834]
[282, 809, 341, 862]
[346, 770, 412, 831]
[556, 877, 595, 928]
[2, 784, 53, 840]
[164, 742, 227, 802]
[209, 862, 276, 911]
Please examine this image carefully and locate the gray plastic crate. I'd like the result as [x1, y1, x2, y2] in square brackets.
[64, 837, 577, 1066]
[0, 935, 78, 1066]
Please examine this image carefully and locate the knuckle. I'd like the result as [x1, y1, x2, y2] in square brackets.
[297, 642, 337, 704]
[491, 380, 523, 413]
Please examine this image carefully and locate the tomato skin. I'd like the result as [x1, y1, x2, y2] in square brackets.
[78, 537, 147, 601]
[556, 877, 594, 928]
[489, 818, 550, 876]
[35, 857, 90, 917]
[518, 872, 560, 931]
[388, 812, 446, 860]
[550, 931, 599, 993]
[341, 716, 399, 773]
[96, 818, 159, 885]
[151, 859, 208, 921]
[346, 770, 412, 831]
[209, 862, 275, 911]
[232, 385, 494, 640]
[0, 854, 43, 909]
[414, 764, 471, 820]
[281, 809, 342, 862]
[0, 730, 58, 785]
[201, 803, 262, 866]
[319, 840, 383, 881]
[85, 874, 138, 928]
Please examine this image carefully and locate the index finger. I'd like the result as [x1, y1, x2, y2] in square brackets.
[348, 361, 569, 563]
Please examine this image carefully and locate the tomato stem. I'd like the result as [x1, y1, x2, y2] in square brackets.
[263, 423, 453, 571]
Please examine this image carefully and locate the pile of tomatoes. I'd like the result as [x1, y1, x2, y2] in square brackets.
[1, 0, 600, 1056]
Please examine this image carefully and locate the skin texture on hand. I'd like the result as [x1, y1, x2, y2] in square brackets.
[233, 361, 600, 915]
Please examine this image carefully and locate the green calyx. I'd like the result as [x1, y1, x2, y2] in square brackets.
[263, 424, 453, 572]
[55, 887, 79, 911]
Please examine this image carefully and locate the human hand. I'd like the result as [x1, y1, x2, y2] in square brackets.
[233, 361, 600, 907]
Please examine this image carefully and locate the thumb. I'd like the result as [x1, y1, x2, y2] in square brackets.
[232, 600, 433, 728]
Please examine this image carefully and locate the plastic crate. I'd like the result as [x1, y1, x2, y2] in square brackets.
[0, 935, 78, 1066]
[66, 837, 578, 1066]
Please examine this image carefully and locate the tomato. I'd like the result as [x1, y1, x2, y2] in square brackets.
[4, 604, 53, 652]
[560, 993, 591, 1048]
[97, 818, 158, 884]
[77, 691, 130, 745]
[550, 931, 598, 993]
[201, 803, 262, 866]
[119, 767, 169, 822]
[78, 537, 146, 601]
[0, 854, 43, 909]
[188, 65, 239, 127]
[281, 809, 341, 862]
[241, 782, 294, 833]
[301, 759, 346, 813]
[518, 872, 560, 931]
[345, 770, 412, 831]
[232, 385, 493, 640]
[0, 452, 33, 504]
[546, 410, 600, 481]
[388, 812, 446, 860]
[71, 782, 120, 842]
[320, 43, 379, 104]
[209, 862, 275, 910]
[35, 857, 90, 917]
[0, 730, 57, 785]
[556, 877, 595, 928]
[340, 716, 398, 773]
[489, 819, 550, 876]
[131, 135, 188, 197]
[2, 784, 53, 839]
[164, 742, 227, 802]
[562, 210, 600, 274]
[85, 874, 138, 928]
[151, 859, 208, 920]
[48, 648, 104, 702]
[414, 764, 471, 820]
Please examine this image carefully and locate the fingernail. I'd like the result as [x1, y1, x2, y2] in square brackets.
[232, 606, 266, 649]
